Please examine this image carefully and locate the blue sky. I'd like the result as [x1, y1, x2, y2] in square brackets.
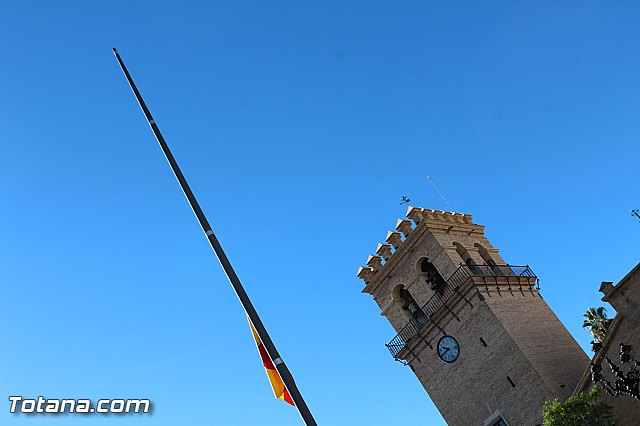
[1, 1, 639, 425]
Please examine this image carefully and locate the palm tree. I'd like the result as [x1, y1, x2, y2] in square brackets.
[582, 307, 613, 343]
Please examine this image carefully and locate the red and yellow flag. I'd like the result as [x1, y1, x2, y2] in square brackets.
[248, 318, 295, 406]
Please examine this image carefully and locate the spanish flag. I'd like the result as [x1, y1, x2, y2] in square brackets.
[248, 318, 295, 406]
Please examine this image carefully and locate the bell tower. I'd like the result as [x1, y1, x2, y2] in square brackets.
[358, 207, 588, 426]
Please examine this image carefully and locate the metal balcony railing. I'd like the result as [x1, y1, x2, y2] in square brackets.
[385, 264, 536, 360]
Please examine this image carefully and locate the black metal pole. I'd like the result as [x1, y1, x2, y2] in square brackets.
[112, 48, 317, 426]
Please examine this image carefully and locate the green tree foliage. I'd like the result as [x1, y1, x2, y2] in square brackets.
[542, 387, 618, 426]
[582, 307, 613, 343]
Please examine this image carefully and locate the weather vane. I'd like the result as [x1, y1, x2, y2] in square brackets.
[400, 196, 411, 206]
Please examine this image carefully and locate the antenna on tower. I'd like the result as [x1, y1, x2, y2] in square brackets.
[632, 209, 640, 222]
[427, 176, 455, 212]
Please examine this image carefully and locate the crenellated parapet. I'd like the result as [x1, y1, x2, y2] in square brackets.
[357, 266, 374, 283]
[396, 219, 413, 237]
[386, 231, 403, 250]
[366, 255, 383, 272]
[376, 243, 393, 261]
[411, 207, 474, 225]
[406, 206, 474, 225]
[357, 206, 491, 294]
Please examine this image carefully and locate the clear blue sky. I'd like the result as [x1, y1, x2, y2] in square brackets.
[1, 2, 639, 425]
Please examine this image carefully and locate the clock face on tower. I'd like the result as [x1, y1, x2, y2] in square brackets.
[437, 335, 460, 363]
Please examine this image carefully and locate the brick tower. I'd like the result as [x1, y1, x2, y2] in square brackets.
[357, 207, 589, 426]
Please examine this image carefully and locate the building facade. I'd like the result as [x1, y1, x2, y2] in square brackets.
[357, 207, 589, 426]
[575, 263, 640, 424]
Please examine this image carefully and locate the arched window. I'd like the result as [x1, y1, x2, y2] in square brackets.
[393, 285, 428, 328]
[475, 243, 501, 275]
[416, 257, 447, 295]
[454, 242, 479, 273]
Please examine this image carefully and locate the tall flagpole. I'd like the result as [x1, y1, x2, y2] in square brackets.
[112, 48, 317, 426]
